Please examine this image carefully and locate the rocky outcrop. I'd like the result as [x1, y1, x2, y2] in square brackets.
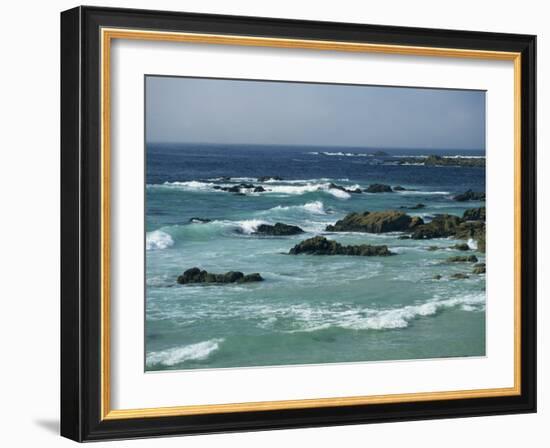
[254, 222, 304, 236]
[393, 185, 406, 191]
[365, 183, 393, 193]
[289, 236, 393, 256]
[397, 155, 485, 168]
[453, 189, 486, 201]
[177, 267, 264, 284]
[214, 183, 265, 194]
[463, 207, 486, 221]
[446, 255, 478, 263]
[410, 214, 463, 239]
[451, 273, 470, 280]
[473, 263, 486, 274]
[326, 211, 423, 233]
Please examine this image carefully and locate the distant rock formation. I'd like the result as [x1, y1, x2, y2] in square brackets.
[289, 236, 393, 256]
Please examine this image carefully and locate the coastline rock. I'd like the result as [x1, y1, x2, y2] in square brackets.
[253, 186, 266, 192]
[393, 185, 406, 191]
[189, 217, 212, 224]
[400, 203, 425, 210]
[397, 155, 485, 168]
[177, 267, 264, 285]
[453, 189, 486, 202]
[365, 183, 393, 193]
[463, 207, 486, 221]
[410, 214, 463, 239]
[473, 263, 486, 274]
[326, 210, 422, 233]
[450, 273, 470, 280]
[289, 236, 393, 256]
[255, 222, 304, 236]
[455, 221, 486, 253]
[446, 255, 479, 263]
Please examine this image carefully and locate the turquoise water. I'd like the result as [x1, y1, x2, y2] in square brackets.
[145, 144, 486, 371]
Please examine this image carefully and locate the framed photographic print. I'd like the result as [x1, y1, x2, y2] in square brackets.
[60, 6, 536, 442]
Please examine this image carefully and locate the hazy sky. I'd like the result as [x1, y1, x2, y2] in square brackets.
[145, 76, 485, 150]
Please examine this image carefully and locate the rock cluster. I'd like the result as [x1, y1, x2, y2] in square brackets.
[255, 223, 304, 236]
[365, 183, 393, 193]
[289, 236, 393, 256]
[177, 267, 263, 285]
[326, 210, 423, 233]
[453, 189, 486, 202]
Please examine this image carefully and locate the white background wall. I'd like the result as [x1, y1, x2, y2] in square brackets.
[0, 0, 546, 446]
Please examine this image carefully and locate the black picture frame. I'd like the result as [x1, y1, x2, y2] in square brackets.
[61, 5, 536, 442]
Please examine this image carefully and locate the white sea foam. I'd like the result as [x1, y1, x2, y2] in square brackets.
[396, 190, 450, 195]
[326, 188, 351, 199]
[467, 238, 478, 250]
[146, 339, 224, 367]
[235, 219, 269, 234]
[268, 201, 326, 215]
[161, 180, 217, 191]
[146, 230, 174, 250]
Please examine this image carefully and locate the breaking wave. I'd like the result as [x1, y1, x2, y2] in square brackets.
[146, 339, 224, 367]
[146, 230, 174, 250]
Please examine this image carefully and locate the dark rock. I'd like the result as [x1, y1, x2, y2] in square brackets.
[397, 155, 485, 168]
[398, 235, 411, 240]
[257, 176, 283, 182]
[241, 273, 264, 282]
[473, 263, 486, 274]
[253, 186, 265, 192]
[373, 150, 389, 156]
[452, 243, 470, 251]
[400, 203, 425, 210]
[328, 183, 362, 194]
[454, 221, 486, 253]
[177, 267, 263, 284]
[427, 246, 440, 251]
[446, 255, 479, 263]
[453, 189, 486, 202]
[411, 214, 463, 239]
[289, 236, 393, 256]
[326, 210, 421, 233]
[463, 207, 486, 221]
[450, 273, 470, 280]
[433, 274, 442, 280]
[393, 185, 406, 191]
[365, 183, 393, 193]
[189, 217, 212, 224]
[255, 222, 304, 236]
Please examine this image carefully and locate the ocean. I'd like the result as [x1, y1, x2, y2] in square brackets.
[145, 143, 486, 371]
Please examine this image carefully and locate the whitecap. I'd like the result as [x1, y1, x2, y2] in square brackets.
[146, 230, 174, 250]
[234, 219, 268, 234]
[268, 201, 326, 215]
[467, 238, 478, 250]
[146, 339, 224, 367]
[327, 188, 351, 199]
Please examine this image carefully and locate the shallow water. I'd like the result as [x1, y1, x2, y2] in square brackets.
[145, 144, 486, 370]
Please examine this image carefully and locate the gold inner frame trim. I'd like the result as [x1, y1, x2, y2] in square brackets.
[100, 27, 522, 421]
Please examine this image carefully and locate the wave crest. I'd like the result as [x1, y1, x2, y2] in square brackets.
[146, 230, 174, 250]
[146, 339, 224, 367]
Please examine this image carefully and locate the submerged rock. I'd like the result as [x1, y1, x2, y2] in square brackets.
[328, 182, 362, 194]
[189, 217, 212, 224]
[452, 243, 470, 251]
[326, 210, 422, 233]
[289, 236, 393, 256]
[365, 183, 393, 193]
[393, 185, 406, 191]
[400, 203, 425, 210]
[255, 222, 304, 236]
[253, 186, 266, 193]
[463, 207, 486, 221]
[473, 263, 486, 274]
[427, 246, 440, 251]
[450, 273, 470, 280]
[177, 267, 263, 284]
[453, 189, 486, 202]
[433, 274, 443, 280]
[446, 255, 479, 263]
